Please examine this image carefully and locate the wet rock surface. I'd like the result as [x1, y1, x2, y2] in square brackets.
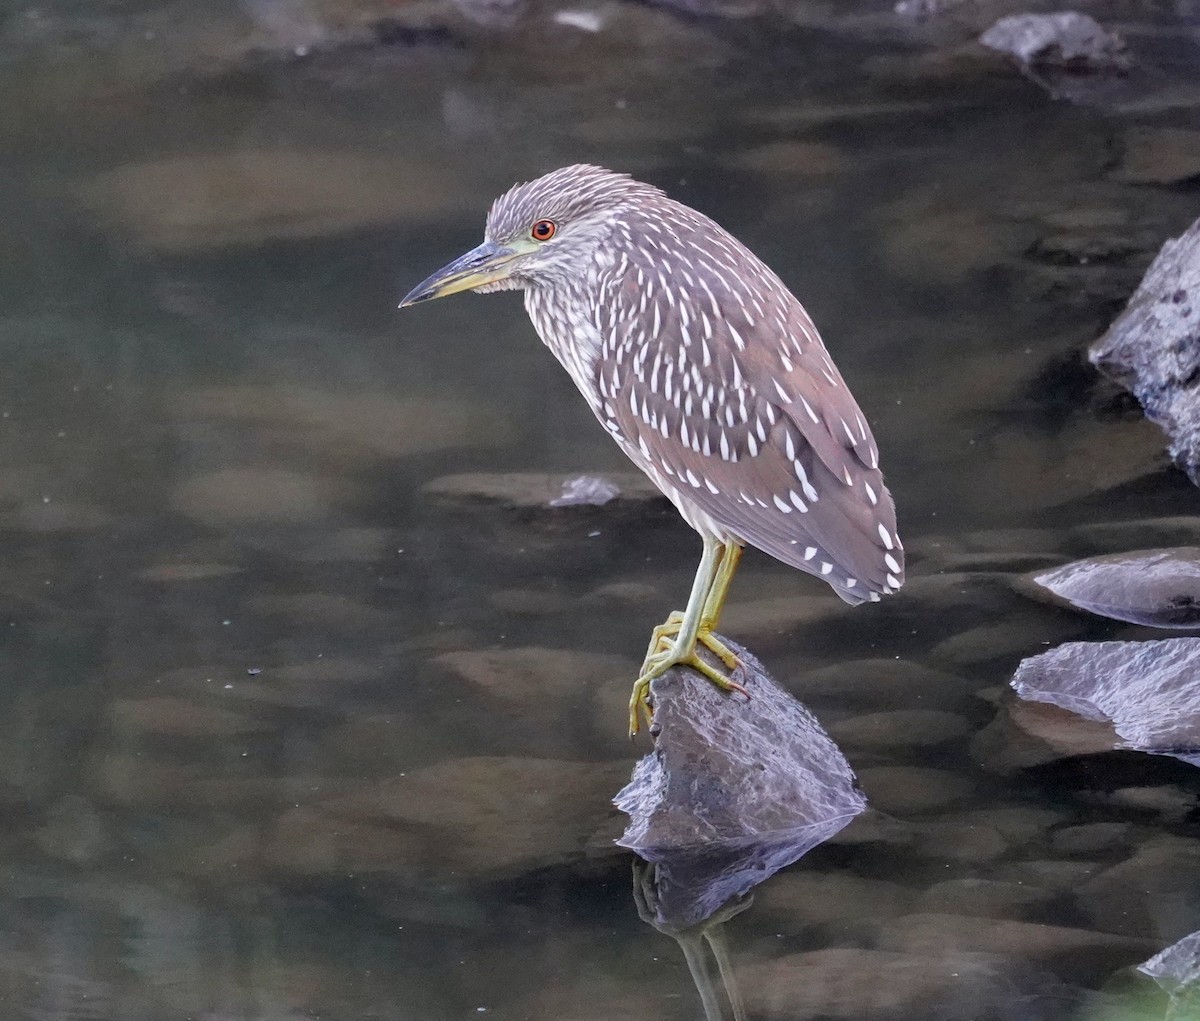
[1030, 547, 1200, 627]
[1090, 216, 1200, 486]
[615, 639, 870, 929]
[1011, 638, 1200, 765]
[615, 638, 865, 857]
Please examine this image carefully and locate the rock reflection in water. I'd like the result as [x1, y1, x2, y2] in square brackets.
[616, 640, 866, 1019]
[632, 858, 753, 1021]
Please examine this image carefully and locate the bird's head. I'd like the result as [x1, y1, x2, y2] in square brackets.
[399, 164, 663, 307]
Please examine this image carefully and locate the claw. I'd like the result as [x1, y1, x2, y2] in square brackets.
[628, 625, 748, 738]
[627, 540, 748, 737]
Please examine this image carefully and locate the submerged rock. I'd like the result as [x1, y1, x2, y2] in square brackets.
[1090, 216, 1200, 486]
[614, 638, 865, 927]
[1110, 127, 1200, 187]
[741, 947, 1062, 1021]
[265, 756, 629, 880]
[875, 912, 1155, 980]
[1030, 548, 1200, 628]
[423, 471, 665, 511]
[1077, 838, 1200, 942]
[1011, 638, 1200, 765]
[79, 150, 466, 250]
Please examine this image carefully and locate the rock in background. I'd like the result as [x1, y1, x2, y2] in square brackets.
[1091, 217, 1200, 486]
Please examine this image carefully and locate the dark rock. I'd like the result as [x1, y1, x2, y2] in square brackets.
[1030, 548, 1200, 628]
[1110, 127, 1200, 187]
[1011, 638, 1200, 765]
[980, 12, 1129, 71]
[616, 639, 864, 852]
[614, 639, 865, 926]
[1090, 216, 1200, 485]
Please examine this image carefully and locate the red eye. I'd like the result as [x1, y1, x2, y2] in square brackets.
[531, 219, 557, 241]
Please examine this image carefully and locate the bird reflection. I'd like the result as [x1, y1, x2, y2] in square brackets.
[632, 857, 752, 1021]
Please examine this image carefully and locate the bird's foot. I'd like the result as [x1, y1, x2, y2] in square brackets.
[644, 612, 740, 670]
[628, 617, 747, 738]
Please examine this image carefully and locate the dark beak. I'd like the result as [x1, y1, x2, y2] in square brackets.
[399, 240, 527, 308]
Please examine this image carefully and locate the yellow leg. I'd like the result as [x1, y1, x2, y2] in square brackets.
[629, 537, 748, 737]
[702, 543, 742, 630]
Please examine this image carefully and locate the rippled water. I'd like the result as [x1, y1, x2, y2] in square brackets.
[1, 8, 1199, 1020]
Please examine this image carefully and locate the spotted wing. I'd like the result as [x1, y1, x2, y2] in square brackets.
[595, 210, 903, 603]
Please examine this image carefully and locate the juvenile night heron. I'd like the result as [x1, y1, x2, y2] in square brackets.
[401, 165, 903, 735]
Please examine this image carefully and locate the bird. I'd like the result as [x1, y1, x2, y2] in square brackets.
[401, 164, 903, 736]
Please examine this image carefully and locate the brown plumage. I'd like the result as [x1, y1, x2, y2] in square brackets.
[401, 164, 903, 731]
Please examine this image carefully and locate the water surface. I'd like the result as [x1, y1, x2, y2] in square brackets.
[1, 10, 1198, 1020]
